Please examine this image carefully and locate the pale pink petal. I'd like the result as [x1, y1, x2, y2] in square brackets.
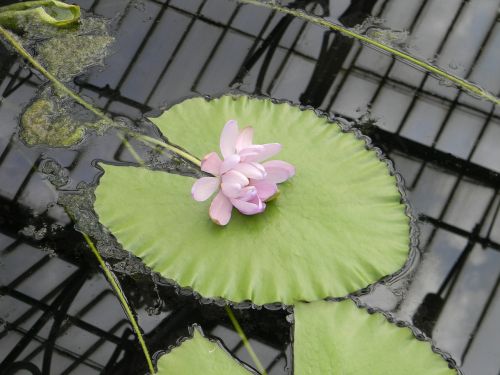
[262, 160, 295, 183]
[238, 186, 258, 201]
[209, 191, 233, 225]
[220, 120, 239, 159]
[221, 182, 242, 198]
[191, 177, 219, 201]
[238, 145, 264, 161]
[220, 154, 240, 174]
[230, 196, 265, 215]
[244, 143, 282, 162]
[250, 179, 278, 201]
[232, 162, 267, 180]
[235, 126, 254, 152]
[222, 170, 249, 187]
[201, 152, 222, 175]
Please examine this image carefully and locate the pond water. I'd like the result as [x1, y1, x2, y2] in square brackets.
[0, 0, 499, 374]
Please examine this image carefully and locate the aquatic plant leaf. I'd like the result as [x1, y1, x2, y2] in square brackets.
[0, 1, 80, 31]
[95, 95, 410, 305]
[294, 300, 457, 374]
[156, 326, 255, 374]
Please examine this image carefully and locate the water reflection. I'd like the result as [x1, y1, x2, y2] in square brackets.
[0, 0, 499, 374]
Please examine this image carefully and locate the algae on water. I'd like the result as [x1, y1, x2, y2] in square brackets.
[35, 16, 114, 81]
[34, 17, 114, 82]
[21, 98, 85, 147]
[38, 34, 113, 81]
[20, 97, 108, 147]
[17, 13, 115, 147]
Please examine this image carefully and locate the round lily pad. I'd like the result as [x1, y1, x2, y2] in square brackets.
[156, 325, 255, 374]
[94, 95, 411, 305]
[293, 300, 458, 374]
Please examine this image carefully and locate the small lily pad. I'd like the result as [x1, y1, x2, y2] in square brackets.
[94, 95, 411, 305]
[294, 300, 457, 374]
[0, 0, 80, 31]
[156, 325, 255, 374]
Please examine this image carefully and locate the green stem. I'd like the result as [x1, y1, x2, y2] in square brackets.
[224, 305, 268, 375]
[118, 133, 146, 166]
[240, 0, 500, 106]
[135, 134, 201, 167]
[82, 233, 156, 374]
[0, 25, 202, 167]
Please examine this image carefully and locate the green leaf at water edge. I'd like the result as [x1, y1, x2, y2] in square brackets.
[156, 325, 255, 374]
[293, 300, 458, 375]
[94, 95, 411, 305]
[0, 0, 80, 31]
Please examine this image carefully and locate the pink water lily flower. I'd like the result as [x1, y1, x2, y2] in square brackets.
[191, 120, 295, 225]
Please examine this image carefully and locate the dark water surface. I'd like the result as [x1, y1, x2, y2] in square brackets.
[0, 0, 499, 374]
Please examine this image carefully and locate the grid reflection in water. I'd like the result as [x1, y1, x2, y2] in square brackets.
[0, 0, 499, 374]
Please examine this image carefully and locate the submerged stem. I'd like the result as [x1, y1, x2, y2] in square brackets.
[82, 233, 156, 374]
[135, 134, 201, 167]
[117, 133, 146, 166]
[240, 0, 500, 106]
[224, 305, 268, 375]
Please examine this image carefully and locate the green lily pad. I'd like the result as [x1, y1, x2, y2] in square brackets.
[156, 325, 255, 374]
[0, 0, 80, 31]
[294, 300, 457, 375]
[94, 95, 411, 305]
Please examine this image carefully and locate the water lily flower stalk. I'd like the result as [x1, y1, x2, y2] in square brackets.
[192, 120, 295, 225]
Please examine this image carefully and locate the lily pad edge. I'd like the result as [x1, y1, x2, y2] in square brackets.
[153, 323, 260, 375]
[289, 296, 463, 374]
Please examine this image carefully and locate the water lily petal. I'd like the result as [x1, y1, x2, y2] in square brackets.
[220, 154, 241, 174]
[262, 160, 295, 183]
[238, 145, 264, 161]
[201, 152, 222, 175]
[222, 170, 249, 187]
[230, 196, 265, 215]
[250, 179, 278, 201]
[220, 120, 239, 159]
[221, 182, 243, 198]
[209, 191, 232, 225]
[235, 126, 254, 152]
[232, 162, 267, 180]
[238, 186, 258, 201]
[191, 177, 219, 201]
[245, 143, 282, 162]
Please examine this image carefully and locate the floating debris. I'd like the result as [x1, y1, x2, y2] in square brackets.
[365, 28, 410, 49]
[19, 224, 48, 241]
[40, 158, 70, 187]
